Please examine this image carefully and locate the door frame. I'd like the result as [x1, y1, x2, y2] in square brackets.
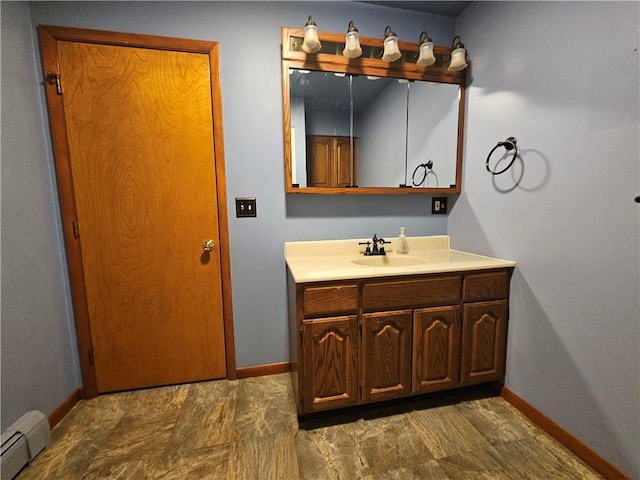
[38, 25, 236, 397]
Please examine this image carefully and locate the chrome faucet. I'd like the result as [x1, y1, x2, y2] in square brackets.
[359, 234, 391, 256]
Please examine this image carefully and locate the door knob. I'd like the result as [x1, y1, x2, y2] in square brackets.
[202, 239, 215, 252]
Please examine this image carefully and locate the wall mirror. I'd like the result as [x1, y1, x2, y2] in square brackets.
[282, 26, 467, 195]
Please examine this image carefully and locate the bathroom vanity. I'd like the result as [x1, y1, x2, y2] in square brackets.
[285, 236, 515, 416]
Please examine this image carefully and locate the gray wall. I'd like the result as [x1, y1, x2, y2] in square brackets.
[358, 81, 409, 186]
[1, 1, 451, 429]
[1, 2, 81, 430]
[407, 82, 459, 187]
[451, 2, 639, 477]
[2, 1, 638, 477]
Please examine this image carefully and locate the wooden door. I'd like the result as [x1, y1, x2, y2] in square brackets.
[39, 26, 234, 395]
[461, 301, 508, 385]
[413, 306, 461, 393]
[306, 136, 332, 187]
[302, 316, 358, 413]
[335, 137, 357, 187]
[306, 135, 356, 187]
[362, 310, 413, 402]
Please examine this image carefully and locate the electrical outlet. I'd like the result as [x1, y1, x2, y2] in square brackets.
[432, 196, 448, 214]
[235, 197, 257, 218]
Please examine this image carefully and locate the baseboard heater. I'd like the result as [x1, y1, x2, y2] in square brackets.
[1, 411, 51, 480]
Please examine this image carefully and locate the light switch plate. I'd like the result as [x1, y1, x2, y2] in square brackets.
[235, 197, 257, 218]
[432, 197, 448, 214]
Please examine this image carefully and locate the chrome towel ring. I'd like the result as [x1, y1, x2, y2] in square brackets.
[486, 137, 518, 175]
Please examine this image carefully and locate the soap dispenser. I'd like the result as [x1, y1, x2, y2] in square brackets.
[397, 227, 409, 254]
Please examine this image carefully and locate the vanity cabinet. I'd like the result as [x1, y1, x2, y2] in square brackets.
[413, 306, 461, 394]
[306, 135, 357, 188]
[362, 310, 413, 402]
[461, 270, 511, 385]
[302, 316, 359, 413]
[289, 268, 513, 416]
[297, 282, 359, 413]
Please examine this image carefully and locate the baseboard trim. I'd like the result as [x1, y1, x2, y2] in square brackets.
[48, 388, 83, 429]
[235, 362, 291, 379]
[500, 386, 631, 480]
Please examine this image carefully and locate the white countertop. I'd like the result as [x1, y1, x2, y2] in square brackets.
[285, 236, 516, 283]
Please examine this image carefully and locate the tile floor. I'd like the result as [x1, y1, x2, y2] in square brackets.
[16, 374, 603, 479]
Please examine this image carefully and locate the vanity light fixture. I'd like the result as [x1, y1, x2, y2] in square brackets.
[381, 26, 402, 62]
[301, 15, 321, 54]
[448, 35, 468, 71]
[343, 21, 362, 59]
[416, 31, 436, 67]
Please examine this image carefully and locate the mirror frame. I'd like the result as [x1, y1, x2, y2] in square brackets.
[281, 26, 467, 195]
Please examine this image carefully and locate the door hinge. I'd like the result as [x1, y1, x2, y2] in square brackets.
[72, 220, 80, 238]
[46, 72, 62, 95]
[88, 348, 94, 366]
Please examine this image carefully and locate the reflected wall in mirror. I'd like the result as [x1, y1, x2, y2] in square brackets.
[282, 27, 466, 195]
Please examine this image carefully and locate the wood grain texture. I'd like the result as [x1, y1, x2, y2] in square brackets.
[362, 310, 413, 401]
[57, 39, 226, 392]
[305, 136, 357, 188]
[335, 136, 357, 187]
[413, 306, 461, 393]
[38, 26, 99, 397]
[19, 375, 608, 480]
[292, 269, 513, 415]
[306, 136, 333, 187]
[38, 26, 236, 392]
[235, 362, 291, 379]
[303, 316, 358, 413]
[48, 388, 83, 429]
[362, 275, 461, 312]
[207, 43, 237, 381]
[461, 301, 508, 385]
[463, 270, 509, 302]
[303, 283, 358, 317]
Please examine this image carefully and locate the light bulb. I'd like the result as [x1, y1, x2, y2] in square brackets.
[301, 16, 321, 54]
[382, 26, 401, 63]
[343, 21, 362, 59]
[416, 32, 435, 67]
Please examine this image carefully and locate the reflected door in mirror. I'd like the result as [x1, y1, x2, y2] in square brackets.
[307, 135, 357, 187]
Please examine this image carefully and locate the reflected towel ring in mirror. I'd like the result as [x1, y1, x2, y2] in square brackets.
[412, 160, 435, 186]
[486, 137, 518, 175]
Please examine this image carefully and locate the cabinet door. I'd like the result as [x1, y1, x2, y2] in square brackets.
[462, 301, 508, 385]
[306, 137, 333, 187]
[413, 306, 461, 393]
[335, 137, 357, 187]
[362, 310, 413, 402]
[302, 316, 358, 413]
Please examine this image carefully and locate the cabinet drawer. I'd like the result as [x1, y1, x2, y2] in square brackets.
[303, 284, 358, 317]
[463, 270, 509, 302]
[362, 276, 461, 312]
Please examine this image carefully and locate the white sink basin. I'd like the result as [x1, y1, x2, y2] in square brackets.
[351, 255, 426, 267]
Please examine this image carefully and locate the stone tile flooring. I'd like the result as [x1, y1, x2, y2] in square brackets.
[17, 374, 603, 479]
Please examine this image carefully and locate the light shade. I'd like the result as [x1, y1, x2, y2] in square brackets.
[448, 36, 468, 71]
[343, 21, 362, 59]
[416, 31, 436, 67]
[381, 26, 402, 62]
[301, 15, 321, 54]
